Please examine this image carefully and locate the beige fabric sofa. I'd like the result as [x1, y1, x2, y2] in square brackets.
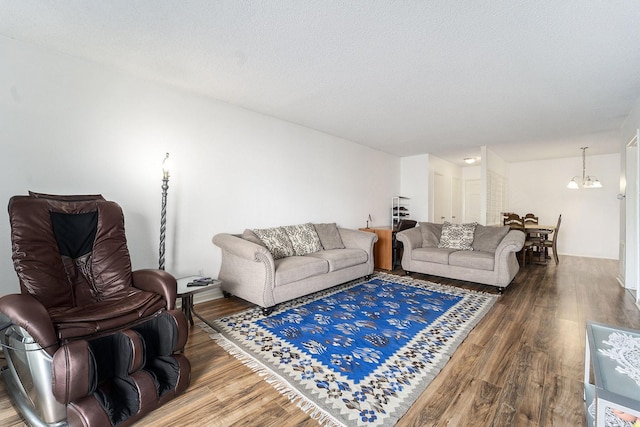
[212, 224, 377, 314]
[396, 222, 525, 291]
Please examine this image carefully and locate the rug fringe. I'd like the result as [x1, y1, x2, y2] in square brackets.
[209, 331, 346, 427]
[376, 271, 500, 297]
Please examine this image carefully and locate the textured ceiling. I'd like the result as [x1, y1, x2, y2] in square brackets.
[2, 1, 640, 164]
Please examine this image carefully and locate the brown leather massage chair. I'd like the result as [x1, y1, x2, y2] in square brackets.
[0, 193, 191, 426]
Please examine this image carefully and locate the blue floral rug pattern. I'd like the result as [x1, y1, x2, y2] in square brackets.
[209, 273, 497, 426]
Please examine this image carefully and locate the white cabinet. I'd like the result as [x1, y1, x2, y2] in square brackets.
[584, 321, 640, 426]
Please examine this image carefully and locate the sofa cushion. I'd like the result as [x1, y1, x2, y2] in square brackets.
[274, 256, 329, 286]
[438, 222, 477, 251]
[472, 225, 510, 253]
[242, 229, 267, 248]
[313, 223, 345, 250]
[411, 247, 455, 265]
[283, 223, 323, 255]
[306, 248, 368, 272]
[419, 222, 443, 248]
[448, 250, 495, 271]
[252, 227, 295, 260]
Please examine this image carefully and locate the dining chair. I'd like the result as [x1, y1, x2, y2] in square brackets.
[503, 213, 522, 227]
[541, 214, 562, 264]
[523, 213, 541, 244]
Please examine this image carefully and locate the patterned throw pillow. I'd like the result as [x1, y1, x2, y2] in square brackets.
[437, 222, 477, 251]
[252, 227, 295, 259]
[283, 223, 323, 255]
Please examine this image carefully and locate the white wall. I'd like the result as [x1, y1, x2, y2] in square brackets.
[428, 155, 461, 178]
[508, 153, 620, 259]
[400, 154, 429, 222]
[0, 36, 399, 296]
[484, 147, 508, 177]
[462, 165, 481, 181]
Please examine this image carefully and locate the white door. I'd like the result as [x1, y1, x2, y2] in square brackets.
[464, 179, 482, 223]
[433, 173, 451, 223]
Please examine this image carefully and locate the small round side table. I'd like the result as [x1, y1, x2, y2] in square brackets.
[176, 276, 221, 326]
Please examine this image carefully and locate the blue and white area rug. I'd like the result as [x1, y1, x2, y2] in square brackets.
[205, 273, 498, 426]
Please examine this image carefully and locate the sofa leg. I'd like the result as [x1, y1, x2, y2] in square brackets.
[404, 270, 412, 276]
[222, 291, 232, 298]
[262, 306, 275, 316]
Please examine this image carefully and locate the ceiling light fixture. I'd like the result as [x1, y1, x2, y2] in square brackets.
[463, 157, 476, 164]
[567, 147, 602, 189]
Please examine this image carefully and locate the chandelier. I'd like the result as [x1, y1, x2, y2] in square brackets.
[567, 147, 602, 189]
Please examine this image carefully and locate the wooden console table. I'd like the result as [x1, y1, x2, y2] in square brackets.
[359, 226, 394, 270]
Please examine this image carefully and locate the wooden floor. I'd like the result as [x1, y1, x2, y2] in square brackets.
[1, 256, 640, 426]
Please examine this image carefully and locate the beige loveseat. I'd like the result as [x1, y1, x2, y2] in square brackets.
[396, 222, 525, 291]
[212, 223, 377, 314]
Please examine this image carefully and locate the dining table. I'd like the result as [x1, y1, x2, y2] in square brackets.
[524, 223, 556, 263]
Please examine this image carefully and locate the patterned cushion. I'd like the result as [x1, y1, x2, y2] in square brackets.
[283, 223, 323, 256]
[437, 222, 477, 251]
[252, 227, 295, 259]
[313, 223, 345, 250]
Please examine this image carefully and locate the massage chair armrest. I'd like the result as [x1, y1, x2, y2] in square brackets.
[0, 293, 58, 356]
[132, 269, 177, 310]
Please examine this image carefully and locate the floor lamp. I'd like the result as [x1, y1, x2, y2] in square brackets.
[159, 152, 170, 270]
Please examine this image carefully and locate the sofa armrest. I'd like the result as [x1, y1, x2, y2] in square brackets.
[132, 269, 177, 310]
[0, 294, 58, 356]
[212, 233, 277, 308]
[338, 228, 378, 251]
[396, 227, 422, 252]
[495, 230, 525, 259]
[212, 233, 273, 262]
[492, 230, 525, 285]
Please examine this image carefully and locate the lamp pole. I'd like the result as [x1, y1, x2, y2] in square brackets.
[159, 152, 170, 270]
